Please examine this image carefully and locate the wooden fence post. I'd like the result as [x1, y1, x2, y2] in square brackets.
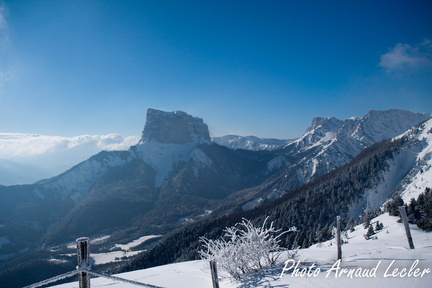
[77, 237, 91, 288]
[336, 216, 342, 261]
[399, 206, 415, 249]
[210, 260, 220, 288]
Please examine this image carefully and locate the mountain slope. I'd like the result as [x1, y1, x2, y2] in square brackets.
[122, 118, 432, 272]
[254, 118, 432, 248]
[0, 108, 430, 288]
[0, 109, 282, 276]
[393, 117, 432, 202]
[48, 212, 432, 288]
[42, 110, 279, 245]
[219, 109, 431, 212]
[281, 109, 430, 183]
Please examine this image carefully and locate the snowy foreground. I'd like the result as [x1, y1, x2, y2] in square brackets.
[50, 213, 431, 288]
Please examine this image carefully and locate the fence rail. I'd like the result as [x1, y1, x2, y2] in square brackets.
[22, 270, 79, 288]
[22, 237, 164, 288]
[88, 271, 164, 288]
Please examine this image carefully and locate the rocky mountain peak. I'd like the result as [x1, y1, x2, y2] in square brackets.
[139, 109, 211, 144]
[351, 109, 431, 144]
[307, 116, 344, 133]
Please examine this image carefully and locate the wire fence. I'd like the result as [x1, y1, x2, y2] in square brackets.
[88, 271, 163, 288]
[22, 271, 79, 288]
[22, 237, 164, 288]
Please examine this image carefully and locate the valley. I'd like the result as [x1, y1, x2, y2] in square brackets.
[0, 108, 431, 287]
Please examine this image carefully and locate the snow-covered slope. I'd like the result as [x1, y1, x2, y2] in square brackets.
[49, 213, 432, 288]
[212, 135, 293, 151]
[38, 150, 133, 201]
[132, 141, 199, 187]
[3, 108, 432, 288]
[349, 118, 432, 216]
[8, 109, 277, 248]
[232, 110, 431, 212]
[31, 109, 212, 201]
[46, 115, 432, 287]
[395, 118, 432, 202]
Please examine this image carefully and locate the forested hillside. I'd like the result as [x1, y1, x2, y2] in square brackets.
[119, 135, 411, 272]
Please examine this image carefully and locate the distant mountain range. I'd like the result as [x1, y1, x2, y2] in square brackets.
[0, 108, 431, 287]
[0, 159, 52, 186]
[122, 112, 432, 274]
[212, 135, 293, 150]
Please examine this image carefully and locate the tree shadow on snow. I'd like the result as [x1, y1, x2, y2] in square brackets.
[234, 265, 290, 288]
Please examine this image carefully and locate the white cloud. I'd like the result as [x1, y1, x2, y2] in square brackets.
[0, 133, 139, 172]
[379, 41, 432, 73]
[0, 133, 139, 158]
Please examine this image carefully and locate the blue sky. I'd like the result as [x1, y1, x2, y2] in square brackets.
[0, 0, 431, 139]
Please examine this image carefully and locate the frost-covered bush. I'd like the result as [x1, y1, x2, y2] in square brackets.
[199, 217, 296, 280]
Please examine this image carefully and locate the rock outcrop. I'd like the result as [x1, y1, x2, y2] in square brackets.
[139, 109, 210, 144]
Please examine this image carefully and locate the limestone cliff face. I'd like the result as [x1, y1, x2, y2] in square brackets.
[139, 109, 210, 144]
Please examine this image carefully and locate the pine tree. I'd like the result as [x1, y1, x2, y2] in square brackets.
[417, 189, 432, 231]
[363, 218, 371, 229]
[365, 224, 375, 239]
[375, 221, 384, 231]
[385, 196, 404, 216]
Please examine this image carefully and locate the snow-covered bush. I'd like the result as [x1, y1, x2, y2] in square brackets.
[199, 217, 296, 280]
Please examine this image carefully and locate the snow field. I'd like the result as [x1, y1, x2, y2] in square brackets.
[113, 235, 161, 252]
[49, 213, 431, 288]
[61, 235, 161, 265]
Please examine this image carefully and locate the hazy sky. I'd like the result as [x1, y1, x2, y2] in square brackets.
[0, 0, 431, 139]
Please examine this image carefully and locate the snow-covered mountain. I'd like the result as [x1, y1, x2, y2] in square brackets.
[212, 135, 293, 151]
[243, 110, 430, 199]
[213, 110, 431, 214]
[133, 108, 213, 187]
[212, 110, 430, 212]
[344, 117, 432, 217]
[389, 117, 432, 202]
[1, 108, 431, 288]
[123, 115, 432, 278]
[0, 109, 279, 250]
[281, 109, 431, 184]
